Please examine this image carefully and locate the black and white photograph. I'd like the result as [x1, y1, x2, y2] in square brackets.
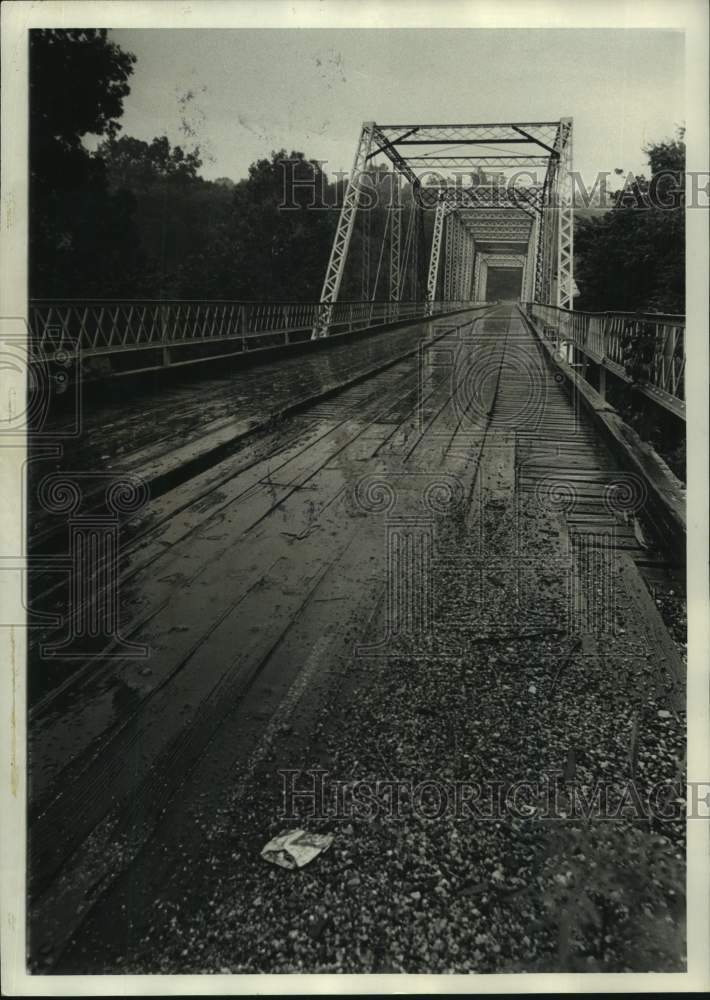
[1, 0, 708, 993]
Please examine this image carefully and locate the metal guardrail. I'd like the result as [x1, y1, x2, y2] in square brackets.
[524, 301, 685, 419]
[28, 298, 476, 365]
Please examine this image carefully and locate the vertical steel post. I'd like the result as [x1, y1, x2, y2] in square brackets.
[523, 211, 540, 303]
[444, 211, 454, 301]
[473, 253, 482, 302]
[417, 200, 427, 303]
[313, 122, 375, 338]
[465, 230, 475, 300]
[426, 197, 446, 314]
[479, 258, 489, 302]
[361, 202, 371, 302]
[411, 200, 419, 303]
[160, 304, 171, 367]
[457, 219, 464, 299]
[536, 154, 558, 305]
[389, 171, 402, 312]
[556, 118, 574, 310]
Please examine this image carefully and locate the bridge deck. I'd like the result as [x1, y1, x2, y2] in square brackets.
[29, 306, 686, 974]
[42, 311, 475, 491]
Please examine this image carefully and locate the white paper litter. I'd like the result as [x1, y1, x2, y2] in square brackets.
[261, 829, 334, 869]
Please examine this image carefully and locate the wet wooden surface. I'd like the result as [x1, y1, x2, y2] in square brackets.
[28, 306, 685, 972]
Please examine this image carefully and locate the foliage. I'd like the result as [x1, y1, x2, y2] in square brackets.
[98, 135, 203, 191]
[30, 28, 135, 147]
[574, 129, 685, 314]
[220, 151, 338, 300]
[644, 130, 685, 177]
[29, 29, 146, 297]
[98, 134, 225, 298]
[30, 30, 685, 316]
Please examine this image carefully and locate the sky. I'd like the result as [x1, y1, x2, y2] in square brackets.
[101, 28, 685, 184]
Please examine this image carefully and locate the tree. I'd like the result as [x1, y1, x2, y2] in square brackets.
[574, 129, 685, 314]
[98, 135, 202, 192]
[644, 128, 685, 177]
[30, 28, 134, 149]
[99, 135, 242, 298]
[204, 151, 338, 301]
[29, 29, 145, 297]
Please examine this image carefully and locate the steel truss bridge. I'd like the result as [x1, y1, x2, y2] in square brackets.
[25, 120, 688, 971]
[313, 118, 575, 337]
[27, 117, 684, 416]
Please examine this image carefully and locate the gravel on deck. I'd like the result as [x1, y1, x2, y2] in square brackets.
[106, 491, 686, 975]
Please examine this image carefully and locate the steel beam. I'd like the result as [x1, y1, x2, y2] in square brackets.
[375, 122, 562, 146]
[361, 204, 371, 301]
[556, 118, 574, 310]
[314, 122, 375, 337]
[523, 210, 539, 303]
[393, 138, 538, 146]
[366, 126, 420, 161]
[481, 253, 526, 267]
[464, 231, 475, 300]
[406, 156, 550, 167]
[389, 173, 402, 304]
[410, 202, 419, 301]
[511, 124, 559, 157]
[444, 212, 454, 301]
[477, 258, 489, 301]
[370, 125, 421, 189]
[426, 197, 446, 312]
[315, 117, 573, 331]
[454, 214, 462, 299]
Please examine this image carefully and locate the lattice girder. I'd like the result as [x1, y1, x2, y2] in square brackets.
[389, 172, 402, 303]
[316, 118, 574, 334]
[426, 197, 447, 310]
[313, 122, 375, 338]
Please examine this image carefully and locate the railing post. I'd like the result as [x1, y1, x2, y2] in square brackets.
[660, 323, 674, 394]
[161, 305, 171, 367]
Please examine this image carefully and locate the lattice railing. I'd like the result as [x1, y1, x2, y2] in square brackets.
[525, 301, 685, 416]
[28, 298, 479, 361]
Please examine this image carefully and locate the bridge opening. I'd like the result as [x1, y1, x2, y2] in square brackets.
[486, 266, 523, 302]
[312, 119, 575, 337]
[29, 119, 577, 372]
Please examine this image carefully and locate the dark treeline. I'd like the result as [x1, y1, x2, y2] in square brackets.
[30, 31, 419, 302]
[29, 30, 337, 301]
[30, 29, 684, 315]
[574, 132, 685, 315]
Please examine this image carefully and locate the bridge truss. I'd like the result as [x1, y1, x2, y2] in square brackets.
[313, 119, 573, 337]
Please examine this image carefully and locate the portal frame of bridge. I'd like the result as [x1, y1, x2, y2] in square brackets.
[474, 253, 527, 302]
[313, 119, 573, 336]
